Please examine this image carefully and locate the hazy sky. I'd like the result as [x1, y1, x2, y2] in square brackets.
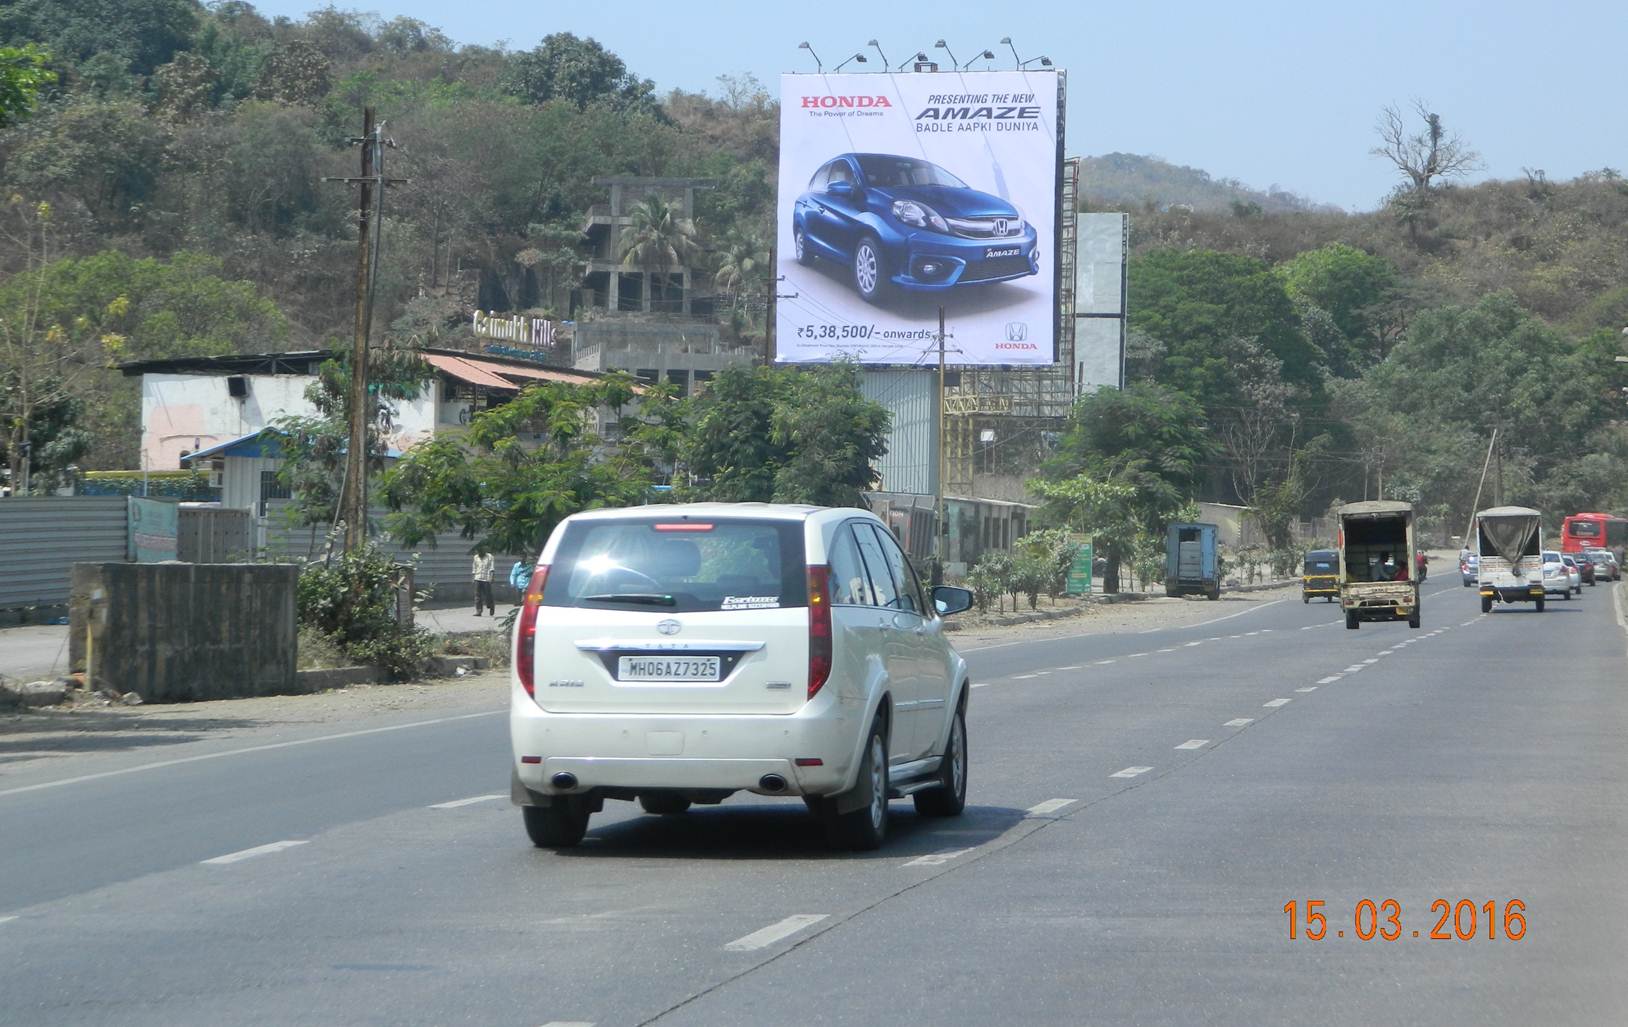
[253, 0, 1627, 211]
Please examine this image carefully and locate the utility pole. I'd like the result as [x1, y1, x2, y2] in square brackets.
[935, 305, 947, 576]
[324, 107, 404, 551]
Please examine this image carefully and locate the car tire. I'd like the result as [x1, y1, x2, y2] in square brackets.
[914, 704, 968, 818]
[638, 794, 692, 816]
[829, 717, 889, 850]
[1535, 597, 1545, 612]
[794, 226, 814, 266]
[523, 801, 589, 849]
[1303, 596, 1309, 604]
[1345, 611, 1359, 630]
[1481, 595, 1493, 614]
[1408, 610, 1421, 629]
[853, 236, 889, 304]
[1563, 589, 1572, 601]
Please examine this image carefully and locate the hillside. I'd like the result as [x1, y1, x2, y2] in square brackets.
[1079, 152, 1335, 214]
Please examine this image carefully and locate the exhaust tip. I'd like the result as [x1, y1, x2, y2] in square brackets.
[758, 773, 786, 792]
[551, 772, 578, 790]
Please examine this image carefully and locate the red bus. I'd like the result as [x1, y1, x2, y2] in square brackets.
[1560, 512, 1628, 561]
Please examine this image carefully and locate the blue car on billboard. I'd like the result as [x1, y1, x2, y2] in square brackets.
[792, 153, 1040, 303]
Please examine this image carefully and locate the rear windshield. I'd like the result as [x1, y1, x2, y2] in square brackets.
[1306, 559, 1335, 573]
[1569, 520, 1601, 538]
[544, 518, 806, 613]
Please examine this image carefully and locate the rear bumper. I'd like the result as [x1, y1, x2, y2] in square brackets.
[509, 687, 862, 801]
[1481, 585, 1544, 602]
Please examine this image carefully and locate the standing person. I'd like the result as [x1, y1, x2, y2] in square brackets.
[509, 557, 531, 605]
[472, 547, 496, 617]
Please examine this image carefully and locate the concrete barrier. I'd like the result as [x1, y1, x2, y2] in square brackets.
[69, 562, 298, 702]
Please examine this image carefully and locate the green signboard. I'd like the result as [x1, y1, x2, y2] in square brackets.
[128, 496, 179, 562]
[1065, 538, 1094, 595]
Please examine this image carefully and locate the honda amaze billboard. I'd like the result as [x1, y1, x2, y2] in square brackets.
[776, 70, 1061, 366]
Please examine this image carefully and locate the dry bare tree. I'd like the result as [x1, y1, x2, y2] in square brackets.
[1372, 99, 1483, 193]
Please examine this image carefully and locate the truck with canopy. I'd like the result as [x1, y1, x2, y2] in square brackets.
[1337, 500, 1419, 630]
[1475, 506, 1545, 613]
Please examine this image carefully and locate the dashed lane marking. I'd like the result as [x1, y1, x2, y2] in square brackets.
[1224, 718, 1254, 727]
[1157, 648, 1176, 653]
[1026, 798, 1079, 816]
[1296, 686, 1318, 693]
[1263, 698, 1292, 708]
[1174, 739, 1210, 750]
[1362, 658, 1379, 665]
[1012, 673, 1040, 680]
[430, 794, 505, 809]
[902, 848, 976, 868]
[540, 1022, 596, 1027]
[1343, 665, 1366, 673]
[723, 914, 828, 952]
[1184, 640, 1204, 647]
[1110, 766, 1153, 779]
[1316, 675, 1341, 684]
[1057, 665, 1083, 671]
[0, 916, 17, 926]
[1128, 652, 1149, 659]
[1094, 659, 1117, 666]
[201, 840, 308, 865]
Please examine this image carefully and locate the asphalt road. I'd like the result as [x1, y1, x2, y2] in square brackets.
[2, 580, 1625, 1026]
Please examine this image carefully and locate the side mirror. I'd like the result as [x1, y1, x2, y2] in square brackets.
[932, 585, 974, 617]
[828, 180, 856, 198]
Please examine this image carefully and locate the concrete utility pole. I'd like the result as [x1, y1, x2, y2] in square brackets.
[935, 305, 947, 573]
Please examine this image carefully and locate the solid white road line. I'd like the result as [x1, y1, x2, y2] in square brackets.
[1110, 766, 1153, 778]
[1316, 675, 1342, 684]
[1223, 718, 1254, 727]
[201, 840, 308, 865]
[1026, 798, 1078, 816]
[1174, 739, 1209, 750]
[1263, 698, 1292, 708]
[723, 914, 828, 952]
[430, 794, 505, 809]
[902, 847, 976, 868]
[1296, 687, 1317, 693]
[0, 709, 504, 800]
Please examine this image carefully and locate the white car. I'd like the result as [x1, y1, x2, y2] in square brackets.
[1560, 554, 1584, 594]
[1541, 551, 1576, 599]
[510, 504, 975, 851]
[1587, 549, 1621, 581]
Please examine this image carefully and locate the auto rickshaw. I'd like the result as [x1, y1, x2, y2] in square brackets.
[1302, 548, 1339, 603]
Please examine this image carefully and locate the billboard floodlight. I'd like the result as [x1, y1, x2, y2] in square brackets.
[1000, 36, 1022, 68]
[867, 39, 890, 69]
[961, 49, 996, 70]
[798, 41, 822, 72]
[933, 39, 960, 70]
[896, 50, 928, 71]
[1020, 55, 1053, 68]
[835, 52, 868, 72]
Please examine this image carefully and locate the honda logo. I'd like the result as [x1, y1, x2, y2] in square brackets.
[1005, 322, 1028, 342]
[657, 619, 682, 636]
[993, 219, 1009, 236]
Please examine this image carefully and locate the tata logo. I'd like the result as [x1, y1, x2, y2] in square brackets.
[801, 95, 892, 109]
[1005, 322, 1028, 342]
[656, 619, 682, 636]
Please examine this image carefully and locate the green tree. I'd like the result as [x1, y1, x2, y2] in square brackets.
[2, 95, 167, 228]
[680, 363, 890, 508]
[0, 0, 195, 77]
[254, 40, 331, 107]
[0, 44, 56, 127]
[619, 194, 699, 274]
[1279, 243, 1400, 374]
[503, 33, 658, 114]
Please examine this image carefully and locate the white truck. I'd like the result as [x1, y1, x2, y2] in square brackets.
[1475, 506, 1545, 613]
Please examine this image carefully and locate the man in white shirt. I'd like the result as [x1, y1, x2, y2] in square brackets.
[472, 548, 496, 616]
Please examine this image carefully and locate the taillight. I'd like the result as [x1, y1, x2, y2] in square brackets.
[807, 565, 833, 701]
[516, 564, 549, 700]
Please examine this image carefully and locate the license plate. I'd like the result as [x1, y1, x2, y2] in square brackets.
[985, 246, 1021, 258]
[617, 656, 721, 681]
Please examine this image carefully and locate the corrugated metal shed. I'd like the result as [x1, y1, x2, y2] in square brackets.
[860, 369, 937, 497]
[0, 497, 130, 608]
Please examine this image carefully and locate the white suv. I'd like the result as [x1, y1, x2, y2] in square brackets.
[510, 504, 974, 850]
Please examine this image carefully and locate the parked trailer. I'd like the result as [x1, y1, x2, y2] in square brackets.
[1164, 522, 1220, 600]
[1338, 500, 1419, 630]
[1475, 506, 1545, 613]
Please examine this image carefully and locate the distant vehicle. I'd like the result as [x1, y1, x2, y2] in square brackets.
[1459, 550, 1479, 587]
[1586, 548, 1621, 581]
[1164, 522, 1220, 600]
[1303, 549, 1339, 603]
[510, 504, 975, 851]
[1477, 507, 1546, 613]
[1552, 552, 1582, 596]
[1338, 501, 1419, 629]
[792, 153, 1040, 303]
[1569, 551, 1597, 586]
[1543, 553, 1569, 602]
[1561, 512, 1628, 564]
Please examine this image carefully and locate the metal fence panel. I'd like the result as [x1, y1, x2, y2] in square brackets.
[0, 497, 130, 608]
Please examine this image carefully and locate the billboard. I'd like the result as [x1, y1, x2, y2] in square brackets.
[776, 71, 1061, 366]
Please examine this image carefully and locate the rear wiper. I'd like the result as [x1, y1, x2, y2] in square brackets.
[582, 593, 677, 606]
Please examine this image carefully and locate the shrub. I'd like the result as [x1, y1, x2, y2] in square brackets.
[1013, 552, 1053, 610]
[296, 543, 430, 679]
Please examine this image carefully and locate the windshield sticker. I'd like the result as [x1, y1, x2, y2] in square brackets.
[722, 595, 781, 610]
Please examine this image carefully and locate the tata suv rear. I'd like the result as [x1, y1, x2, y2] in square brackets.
[511, 504, 974, 850]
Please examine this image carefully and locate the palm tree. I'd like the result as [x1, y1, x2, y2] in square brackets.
[618, 195, 699, 311]
[712, 231, 767, 312]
